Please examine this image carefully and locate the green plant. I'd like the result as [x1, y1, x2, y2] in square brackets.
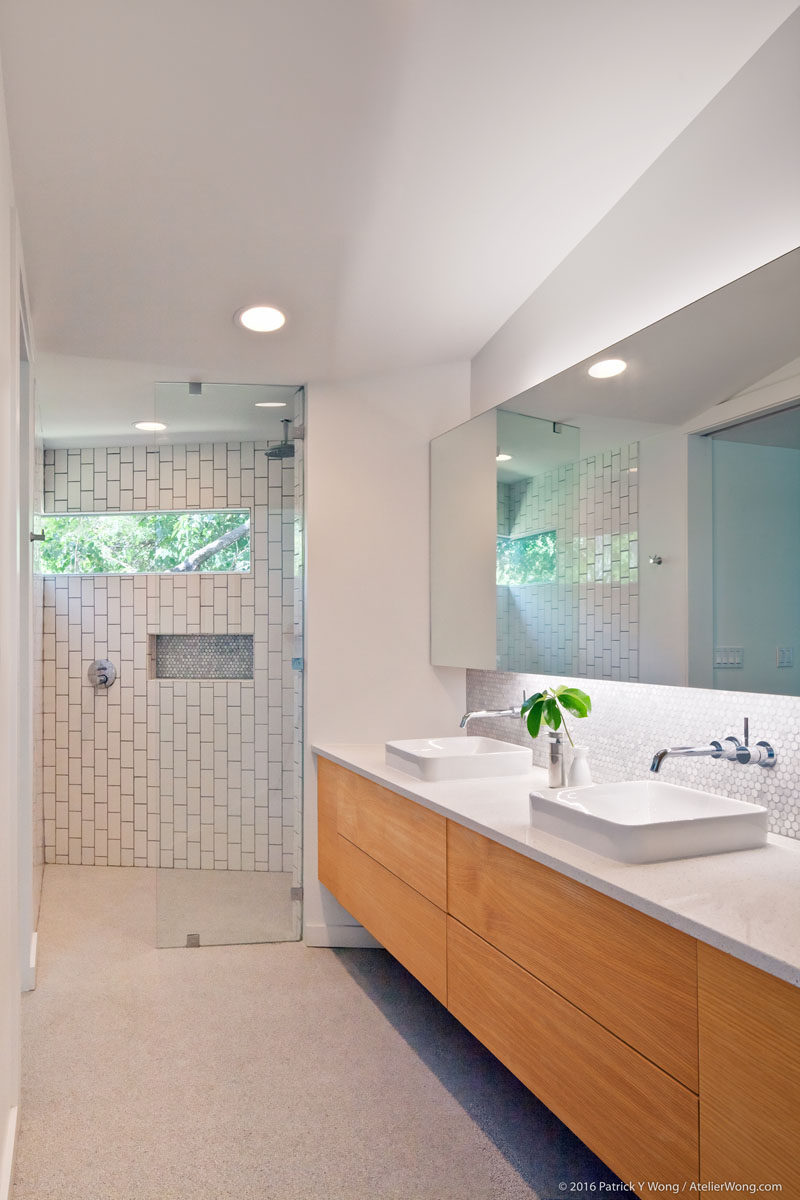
[521, 685, 592, 747]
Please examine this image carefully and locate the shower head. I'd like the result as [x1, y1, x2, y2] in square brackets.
[265, 418, 295, 460]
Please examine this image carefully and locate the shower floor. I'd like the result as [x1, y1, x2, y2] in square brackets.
[156, 868, 298, 947]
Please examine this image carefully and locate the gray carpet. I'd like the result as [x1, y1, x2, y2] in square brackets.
[12, 865, 624, 1199]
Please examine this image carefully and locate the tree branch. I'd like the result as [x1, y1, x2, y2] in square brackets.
[171, 519, 250, 573]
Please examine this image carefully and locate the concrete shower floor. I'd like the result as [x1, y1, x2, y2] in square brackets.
[12, 864, 625, 1199]
[156, 867, 298, 947]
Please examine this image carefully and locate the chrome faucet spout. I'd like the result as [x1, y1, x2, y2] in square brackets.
[460, 706, 521, 730]
[649, 744, 721, 773]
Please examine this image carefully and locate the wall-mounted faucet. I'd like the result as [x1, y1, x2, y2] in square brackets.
[650, 717, 776, 773]
[460, 692, 525, 730]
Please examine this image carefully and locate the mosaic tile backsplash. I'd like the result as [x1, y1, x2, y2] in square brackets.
[466, 669, 800, 840]
[155, 634, 254, 680]
[41, 440, 298, 871]
[496, 443, 639, 680]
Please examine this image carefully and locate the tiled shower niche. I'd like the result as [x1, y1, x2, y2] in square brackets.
[152, 634, 255, 680]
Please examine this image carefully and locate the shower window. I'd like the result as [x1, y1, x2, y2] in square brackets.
[39, 509, 251, 574]
[496, 530, 557, 585]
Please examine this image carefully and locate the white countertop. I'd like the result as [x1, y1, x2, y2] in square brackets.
[313, 741, 800, 988]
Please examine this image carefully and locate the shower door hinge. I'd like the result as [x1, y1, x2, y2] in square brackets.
[290, 886, 303, 902]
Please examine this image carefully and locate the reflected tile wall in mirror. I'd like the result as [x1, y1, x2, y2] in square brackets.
[496, 442, 639, 680]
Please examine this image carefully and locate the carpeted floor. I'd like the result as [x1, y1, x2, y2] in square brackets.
[12, 865, 624, 1199]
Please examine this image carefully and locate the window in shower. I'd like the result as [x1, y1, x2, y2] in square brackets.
[496, 529, 557, 585]
[39, 509, 251, 574]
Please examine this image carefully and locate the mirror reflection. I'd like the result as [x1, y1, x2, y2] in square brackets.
[431, 247, 800, 696]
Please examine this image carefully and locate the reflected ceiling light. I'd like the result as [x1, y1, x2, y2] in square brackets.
[254, 401, 288, 408]
[496, 452, 512, 462]
[133, 420, 167, 432]
[236, 305, 286, 332]
[588, 358, 627, 378]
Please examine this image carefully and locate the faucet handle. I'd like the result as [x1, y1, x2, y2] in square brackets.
[720, 736, 741, 761]
[736, 739, 776, 767]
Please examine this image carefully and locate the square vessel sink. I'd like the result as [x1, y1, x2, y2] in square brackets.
[528, 779, 768, 863]
[385, 736, 530, 782]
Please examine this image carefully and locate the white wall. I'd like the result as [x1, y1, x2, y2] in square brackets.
[471, 10, 800, 416]
[0, 58, 21, 1196]
[303, 362, 469, 945]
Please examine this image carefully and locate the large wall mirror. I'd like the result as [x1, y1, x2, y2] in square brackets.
[431, 247, 800, 696]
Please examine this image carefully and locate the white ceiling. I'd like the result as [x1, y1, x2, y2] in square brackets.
[1, 0, 798, 436]
[501, 249, 800, 431]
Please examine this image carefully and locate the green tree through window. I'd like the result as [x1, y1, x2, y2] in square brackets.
[39, 511, 251, 574]
[496, 530, 556, 585]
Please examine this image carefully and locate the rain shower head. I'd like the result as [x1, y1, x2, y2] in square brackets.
[265, 418, 295, 460]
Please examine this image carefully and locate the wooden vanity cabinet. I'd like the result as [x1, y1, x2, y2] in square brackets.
[317, 759, 447, 1004]
[448, 820, 699, 1090]
[698, 943, 800, 1192]
[447, 916, 699, 1187]
[316, 758, 800, 1193]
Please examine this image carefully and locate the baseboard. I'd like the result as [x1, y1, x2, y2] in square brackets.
[0, 1106, 18, 1200]
[303, 922, 381, 949]
[21, 931, 37, 993]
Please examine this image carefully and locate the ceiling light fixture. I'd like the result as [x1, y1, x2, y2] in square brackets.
[254, 401, 288, 408]
[133, 421, 167, 432]
[588, 358, 627, 378]
[236, 305, 286, 333]
[496, 452, 512, 462]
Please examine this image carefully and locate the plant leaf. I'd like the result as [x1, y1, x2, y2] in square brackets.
[521, 691, 544, 719]
[556, 687, 591, 719]
[525, 698, 545, 740]
[543, 696, 562, 731]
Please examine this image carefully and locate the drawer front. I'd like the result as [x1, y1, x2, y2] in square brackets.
[699, 944, 800, 1191]
[317, 757, 341, 895]
[448, 821, 698, 1089]
[448, 917, 699, 1189]
[335, 763, 447, 908]
[337, 836, 447, 1004]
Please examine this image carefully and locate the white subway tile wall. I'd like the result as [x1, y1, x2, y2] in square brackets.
[41, 441, 298, 871]
[466, 668, 800, 840]
[496, 444, 639, 680]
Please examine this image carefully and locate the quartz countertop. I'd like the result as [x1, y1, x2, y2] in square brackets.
[313, 741, 800, 988]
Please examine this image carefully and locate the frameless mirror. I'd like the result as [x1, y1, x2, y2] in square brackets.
[431, 247, 800, 695]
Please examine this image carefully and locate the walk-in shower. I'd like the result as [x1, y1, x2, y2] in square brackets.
[34, 380, 305, 948]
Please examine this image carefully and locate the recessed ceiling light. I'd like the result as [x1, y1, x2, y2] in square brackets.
[236, 305, 286, 333]
[496, 453, 512, 462]
[254, 401, 288, 408]
[588, 358, 627, 379]
[134, 421, 167, 432]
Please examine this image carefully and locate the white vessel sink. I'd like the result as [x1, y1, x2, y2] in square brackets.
[528, 779, 768, 863]
[385, 736, 530, 782]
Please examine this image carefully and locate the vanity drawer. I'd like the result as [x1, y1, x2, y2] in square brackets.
[698, 943, 800, 1191]
[336, 835, 447, 1004]
[447, 917, 698, 1191]
[447, 821, 698, 1089]
[334, 762, 447, 908]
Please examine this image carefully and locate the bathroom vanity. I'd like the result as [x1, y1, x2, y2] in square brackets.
[314, 745, 800, 1195]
